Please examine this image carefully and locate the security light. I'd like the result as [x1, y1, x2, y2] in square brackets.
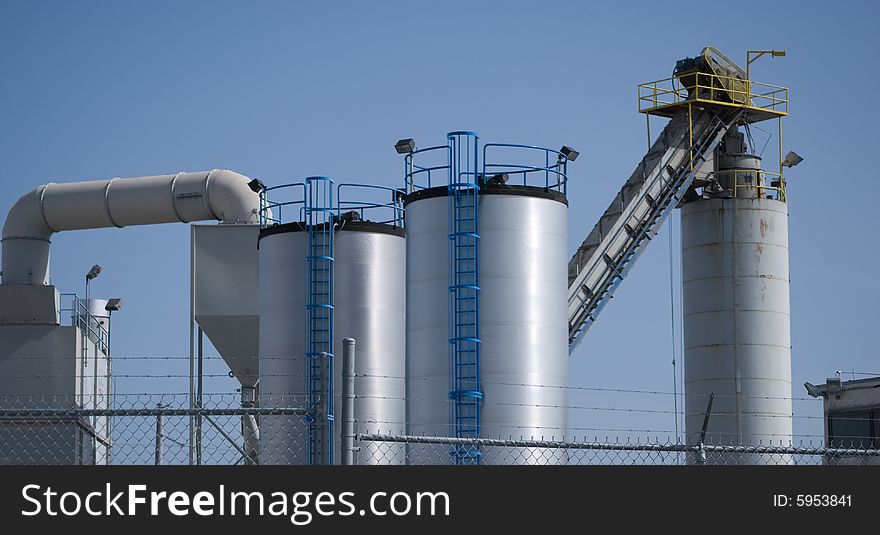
[105, 298, 123, 312]
[782, 151, 803, 168]
[560, 146, 580, 162]
[86, 264, 102, 281]
[394, 138, 416, 154]
[803, 382, 821, 398]
[247, 178, 266, 192]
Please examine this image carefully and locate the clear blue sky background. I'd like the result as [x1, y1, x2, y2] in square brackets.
[1, 0, 877, 441]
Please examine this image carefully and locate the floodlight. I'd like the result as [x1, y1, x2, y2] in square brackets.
[105, 298, 123, 312]
[86, 264, 102, 281]
[560, 146, 580, 162]
[247, 178, 266, 192]
[782, 151, 803, 168]
[394, 138, 416, 154]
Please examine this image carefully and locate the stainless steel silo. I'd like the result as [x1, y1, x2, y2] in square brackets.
[333, 221, 406, 464]
[682, 140, 792, 464]
[259, 209, 406, 465]
[405, 185, 569, 464]
[258, 223, 309, 465]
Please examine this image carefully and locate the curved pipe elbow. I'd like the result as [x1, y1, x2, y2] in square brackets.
[206, 169, 261, 224]
[2, 185, 53, 242]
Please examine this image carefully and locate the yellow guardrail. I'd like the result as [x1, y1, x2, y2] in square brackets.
[638, 71, 788, 117]
[710, 169, 787, 202]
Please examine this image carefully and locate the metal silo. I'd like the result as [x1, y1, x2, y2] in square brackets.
[258, 179, 406, 465]
[403, 132, 573, 464]
[682, 129, 792, 464]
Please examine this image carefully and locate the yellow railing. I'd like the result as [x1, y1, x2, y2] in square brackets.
[638, 71, 788, 116]
[709, 169, 787, 202]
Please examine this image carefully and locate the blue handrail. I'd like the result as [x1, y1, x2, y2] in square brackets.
[482, 143, 569, 196]
[336, 183, 405, 228]
[260, 181, 405, 229]
[404, 144, 452, 193]
[404, 139, 570, 198]
[259, 183, 306, 228]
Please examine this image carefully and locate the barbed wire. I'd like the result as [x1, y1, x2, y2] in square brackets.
[0, 369, 827, 403]
[0, 393, 866, 423]
[356, 372, 825, 402]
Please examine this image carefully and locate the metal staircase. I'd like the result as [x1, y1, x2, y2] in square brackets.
[304, 176, 334, 465]
[447, 132, 482, 464]
[567, 107, 743, 353]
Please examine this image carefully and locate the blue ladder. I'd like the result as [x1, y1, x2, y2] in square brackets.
[304, 176, 334, 465]
[447, 132, 482, 464]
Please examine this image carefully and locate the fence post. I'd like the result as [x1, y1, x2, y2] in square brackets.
[154, 403, 164, 466]
[341, 338, 356, 466]
[241, 386, 259, 465]
[695, 391, 715, 465]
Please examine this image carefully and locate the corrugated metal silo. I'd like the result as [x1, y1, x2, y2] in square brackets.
[682, 135, 792, 464]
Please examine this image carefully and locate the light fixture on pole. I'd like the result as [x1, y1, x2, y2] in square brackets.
[395, 138, 417, 194]
[394, 138, 416, 154]
[746, 49, 786, 95]
[86, 264, 102, 282]
[781, 151, 804, 168]
[85, 264, 102, 311]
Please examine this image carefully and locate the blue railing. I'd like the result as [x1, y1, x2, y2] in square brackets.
[336, 183, 405, 228]
[404, 139, 571, 198]
[259, 183, 306, 228]
[259, 182, 405, 229]
[481, 143, 569, 196]
[404, 144, 453, 194]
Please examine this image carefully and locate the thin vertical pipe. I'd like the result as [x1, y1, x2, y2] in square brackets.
[188, 225, 195, 465]
[341, 338, 356, 466]
[197, 326, 203, 465]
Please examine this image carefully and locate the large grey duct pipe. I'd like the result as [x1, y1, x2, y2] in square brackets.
[2, 170, 260, 285]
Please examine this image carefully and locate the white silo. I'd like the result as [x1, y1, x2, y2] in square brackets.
[258, 179, 406, 465]
[682, 129, 792, 464]
[404, 132, 573, 464]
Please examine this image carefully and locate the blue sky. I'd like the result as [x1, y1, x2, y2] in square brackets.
[1, 0, 877, 441]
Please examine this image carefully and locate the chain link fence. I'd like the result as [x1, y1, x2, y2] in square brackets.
[0, 394, 313, 465]
[355, 433, 880, 466]
[2, 394, 880, 465]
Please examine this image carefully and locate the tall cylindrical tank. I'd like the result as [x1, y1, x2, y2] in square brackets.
[405, 184, 569, 464]
[682, 152, 792, 464]
[259, 219, 406, 465]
